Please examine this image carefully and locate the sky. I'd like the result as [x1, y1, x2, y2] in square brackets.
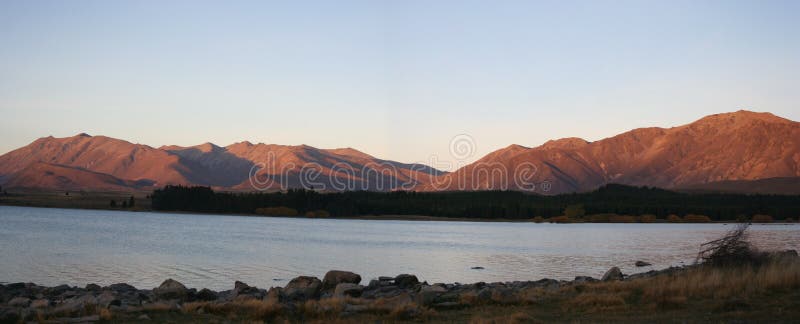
[1, 0, 798, 170]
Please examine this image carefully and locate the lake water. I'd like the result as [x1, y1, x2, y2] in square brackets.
[0, 206, 798, 291]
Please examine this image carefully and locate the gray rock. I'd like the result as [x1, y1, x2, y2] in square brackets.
[635, 261, 652, 267]
[0, 307, 20, 323]
[333, 283, 363, 298]
[323, 270, 362, 290]
[53, 294, 97, 316]
[573, 276, 598, 284]
[195, 288, 218, 301]
[367, 279, 380, 289]
[284, 276, 322, 300]
[46, 284, 72, 297]
[85, 284, 101, 292]
[394, 274, 419, 288]
[416, 285, 446, 306]
[106, 283, 137, 293]
[7, 297, 30, 307]
[96, 291, 121, 308]
[153, 279, 188, 301]
[233, 281, 261, 298]
[602, 266, 624, 281]
[30, 298, 50, 309]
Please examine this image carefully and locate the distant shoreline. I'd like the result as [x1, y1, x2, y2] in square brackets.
[2, 202, 799, 226]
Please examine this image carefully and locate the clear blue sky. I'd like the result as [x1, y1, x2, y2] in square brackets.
[1, 0, 798, 168]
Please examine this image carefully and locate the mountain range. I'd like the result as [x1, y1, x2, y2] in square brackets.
[1, 110, 798, 194]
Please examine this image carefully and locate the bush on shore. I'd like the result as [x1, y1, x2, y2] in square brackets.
[255, 206, 298, 216]
[305, 209, 331, 218]
[667, 214, 682, 223]
[608, 214, 637, 223]
[548, 215, 572, 223]
[639, 214, 657, 223]
[683, 214, 711, 223]
[531, 216, 545, 223]
[751, 214, 773, 223]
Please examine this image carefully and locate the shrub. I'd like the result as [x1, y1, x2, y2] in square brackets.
[305, 210, 330, 218]
[751, 214, 773, 223]
[639, 214, 657, 223]
[667, 214, 682, 223]
[697, 224, 763, 266]
[531, 216, 545, 223]
[609, 215, 637, 223]
[587, 214, 614, 223]
[548, 216, 572, 223]
[683, 214, 711, 223]
[255, 206, 299, 216]
[785, 217, 795, 223]
[564, 204, 586, 218]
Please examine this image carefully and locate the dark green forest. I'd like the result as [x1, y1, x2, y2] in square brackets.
[150, 184, 800, 220]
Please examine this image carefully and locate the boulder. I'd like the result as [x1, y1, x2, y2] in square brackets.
[602, 266, 624, 281]
[45, 284, 72, 298]
[52, 294, 97, 316]
[85, 284, 102, 292]
[153, 279, 188, 301]
[333, 283, 364, 298]
[322, 270, 362, 290]
[96, 291, 121, 308]
[233, 281, 260, 298]
[195, 288, 218, 301]
[573, 276, 598, 284]
[394, 274, 419, 288]
[7, 297, 30, 307]
[284, 276, 322, 300]
[30, 299, 50, 309]
[635, 261, 652, 267]
[106, 283, 137, 293]
[0, 306, 20, 323]
[416, 285, 446, 306]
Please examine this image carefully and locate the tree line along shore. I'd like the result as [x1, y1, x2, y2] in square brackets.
[2, 184, 799, 222]
[149, 184, 800, 222]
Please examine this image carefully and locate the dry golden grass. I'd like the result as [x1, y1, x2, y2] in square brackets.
[179, 299, 283, 321]
[566, 292, 627, 312]
[98, 308, 113, 320]
[531, 216, 545, 223]
[141, 302, 176, 313]
[300, 297, 347, 318]
[469, 311, 535, 324]
[561, 259, 800, 313]
[667, 214, 682, 223]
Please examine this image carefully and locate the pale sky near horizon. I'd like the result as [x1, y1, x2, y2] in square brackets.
[1, 1, 798, 170]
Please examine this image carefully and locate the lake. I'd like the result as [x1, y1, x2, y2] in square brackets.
[0, 206, 798, 291]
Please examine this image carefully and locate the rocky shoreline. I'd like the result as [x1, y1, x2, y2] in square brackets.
[0, 264, 690, 323]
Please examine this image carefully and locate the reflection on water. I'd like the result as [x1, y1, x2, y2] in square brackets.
[0, 206, 798, 291]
